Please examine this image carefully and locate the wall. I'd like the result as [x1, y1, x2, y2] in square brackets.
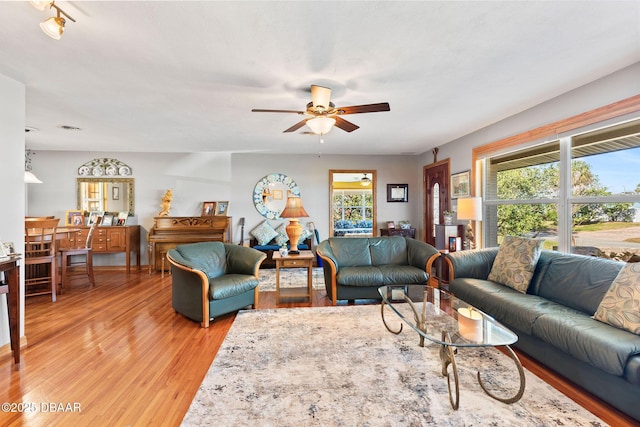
[425, 62, 640, 182]
[0, 74, 25, 348]
[28, 151, 423, 265]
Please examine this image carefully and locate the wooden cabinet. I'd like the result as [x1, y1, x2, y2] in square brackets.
[380, 227, 416, 238]
[59, 225, 140, 272]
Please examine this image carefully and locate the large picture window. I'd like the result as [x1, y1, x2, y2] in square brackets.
[484, 118, 640, 260]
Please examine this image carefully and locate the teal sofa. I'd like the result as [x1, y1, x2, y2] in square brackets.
[167, 242, 266, 328]
[317, 236, 439, 305]
[445, 248, 640, 421]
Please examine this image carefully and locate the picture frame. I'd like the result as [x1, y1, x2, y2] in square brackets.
[87, 211, 104, 226]
[387, 184, 408, 203]
[386, 221, 396, 229]
[215, 201, 229, 216]
[102, 213, 114, 226]
[201, 201, 217, 217]
[112, 186, 120, 200]
[273, 189, 283, 200]
[66, 210, 84, 226]
[116, 211, 128, 226]
[0, 241, 7, 259]
[2, 241, 15, 255]
[451, 170, 470, 199]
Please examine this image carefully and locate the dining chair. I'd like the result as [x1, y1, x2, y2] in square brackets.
[58, 216, 101, 291]
[25, 218, 60, 302]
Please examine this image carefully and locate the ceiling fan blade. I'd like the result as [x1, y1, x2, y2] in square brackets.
[252, 108, 305, 114]
[310, 85, 332, 110]
[283, 119, 309, 133]
[334, 116, 359, 133]
[337, 103, 391, 115]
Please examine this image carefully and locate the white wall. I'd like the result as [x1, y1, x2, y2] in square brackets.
[28, 151, 424, 264]
[423, 62, 640, 181]
[0, 74, 26, 347]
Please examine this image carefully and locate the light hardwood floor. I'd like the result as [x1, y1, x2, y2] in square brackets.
[0, 269, 636, 426]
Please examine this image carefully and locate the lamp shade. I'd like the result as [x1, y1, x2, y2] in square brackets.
[457, 197, 482, 221]
[279, 196, 309, 219]
[306, 117, 336, 135]
[24, 171, 43, 184]
[40, 16, 65, 39]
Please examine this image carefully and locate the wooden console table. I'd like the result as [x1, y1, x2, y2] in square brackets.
[147, 216, 232, 273]
[0, 256, 21, 365]
[58, 225, 141, 272]
[380, 227, 416, 238]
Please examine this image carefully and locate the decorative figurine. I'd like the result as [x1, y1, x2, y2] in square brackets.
[159, 189, 173, 217]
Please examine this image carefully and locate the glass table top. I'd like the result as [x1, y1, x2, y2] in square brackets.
[378, 285, 518, 347]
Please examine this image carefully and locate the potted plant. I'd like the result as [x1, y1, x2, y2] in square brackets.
[443, 210, 456, 225]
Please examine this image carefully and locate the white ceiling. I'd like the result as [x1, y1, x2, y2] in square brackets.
[2, 1, 639, 156]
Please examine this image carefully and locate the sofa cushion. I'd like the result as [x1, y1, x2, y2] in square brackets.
[250, 221, 279, 246]
[536, 251, 623, 315]
[328, 238, 372, 267]
[487, 236, 544, 293]
[378, 265, 428, 285]
[594, 263, 640, 334]
[174, 241, 227, 279]
[298, 226, 313, 244]
[369, 236, 408, 266]
[532, 308, 640, 377]
[209, 274, 258, 300]
[337, 266, 383, 286]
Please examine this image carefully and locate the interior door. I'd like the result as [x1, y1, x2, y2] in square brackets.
[423, 159, 450, 246]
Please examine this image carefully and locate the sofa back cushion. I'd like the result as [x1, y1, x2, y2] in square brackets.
[328, 238, 372, 267]
[534, 250, 623, 315]
[369, 236, 408, 266]
[174, 241, 228, 279]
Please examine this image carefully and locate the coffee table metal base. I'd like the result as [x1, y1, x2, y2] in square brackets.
[381, 298, 525, 410]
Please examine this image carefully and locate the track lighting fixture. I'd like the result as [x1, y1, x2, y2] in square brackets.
[31, 1, 76, 40]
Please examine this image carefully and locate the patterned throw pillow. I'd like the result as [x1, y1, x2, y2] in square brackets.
[250, 221, 278, 246]
[487, 236, 545, 293]
[594, 263, 640, 335]
[274, 223, 289, 246]
[298, 226, 313, 245]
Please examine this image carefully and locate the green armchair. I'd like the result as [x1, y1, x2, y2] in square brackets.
[167, 242, 266, 328]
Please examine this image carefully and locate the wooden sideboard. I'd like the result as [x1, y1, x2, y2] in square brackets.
[58, 225, 141, 272]
[147, 216, 232, 272]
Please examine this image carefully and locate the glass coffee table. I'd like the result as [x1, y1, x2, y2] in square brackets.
[378, 285, 525, 410]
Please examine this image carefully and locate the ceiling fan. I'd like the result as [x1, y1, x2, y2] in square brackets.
[251, 85, 390, 135]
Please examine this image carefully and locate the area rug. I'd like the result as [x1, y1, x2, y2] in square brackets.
[182, 305, 606, 426]
[258, 267, 325, 292]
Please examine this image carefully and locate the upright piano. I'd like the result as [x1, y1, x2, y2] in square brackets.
[147, 216, 232, 272]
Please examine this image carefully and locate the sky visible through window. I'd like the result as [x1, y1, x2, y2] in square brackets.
[578, 148, 640, 194]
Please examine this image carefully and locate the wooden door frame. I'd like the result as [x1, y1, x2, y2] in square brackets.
[423, 159, 450, 243]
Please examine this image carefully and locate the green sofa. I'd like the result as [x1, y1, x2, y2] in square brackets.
[445, 248, 640, 422]
[167, 242, 266, 328]
[317, 236, 439, 305]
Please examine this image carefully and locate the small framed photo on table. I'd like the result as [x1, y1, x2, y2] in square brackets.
[215, 201, 229, 216]
[66, 210, 84, 226]
[387, 184, 408, 202]
[202, 201, 216, 217]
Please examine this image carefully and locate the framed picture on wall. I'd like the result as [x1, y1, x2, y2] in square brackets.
[202, 201, 217, 217]
[215, 201, 229, 216]
[451, 170, 470, 199]
[387, 184, 408, 202]
[112, 186, 120, 200]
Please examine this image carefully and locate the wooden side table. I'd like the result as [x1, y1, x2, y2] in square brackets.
[0, 256, 21, 365]
[272, 250, 314, 303]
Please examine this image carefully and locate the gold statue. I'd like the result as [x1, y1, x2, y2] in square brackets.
[159, 189, 173, 217]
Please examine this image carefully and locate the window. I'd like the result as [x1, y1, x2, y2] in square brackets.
[484, 118, 640, 260]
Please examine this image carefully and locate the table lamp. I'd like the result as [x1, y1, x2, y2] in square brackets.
[456, 196, 482, 250]
[279, 195, 309, 254]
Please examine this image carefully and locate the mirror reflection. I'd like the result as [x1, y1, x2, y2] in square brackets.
[329, 170, 376, 237]
[77, 178, 135, 215]
[253, 173, 300, 219]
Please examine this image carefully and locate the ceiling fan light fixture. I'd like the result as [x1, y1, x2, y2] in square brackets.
[361, 173, 372, 186]
[306, 117, 336, 135]
[310, 85, 331, 110]
[30, 1, 52, 11]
